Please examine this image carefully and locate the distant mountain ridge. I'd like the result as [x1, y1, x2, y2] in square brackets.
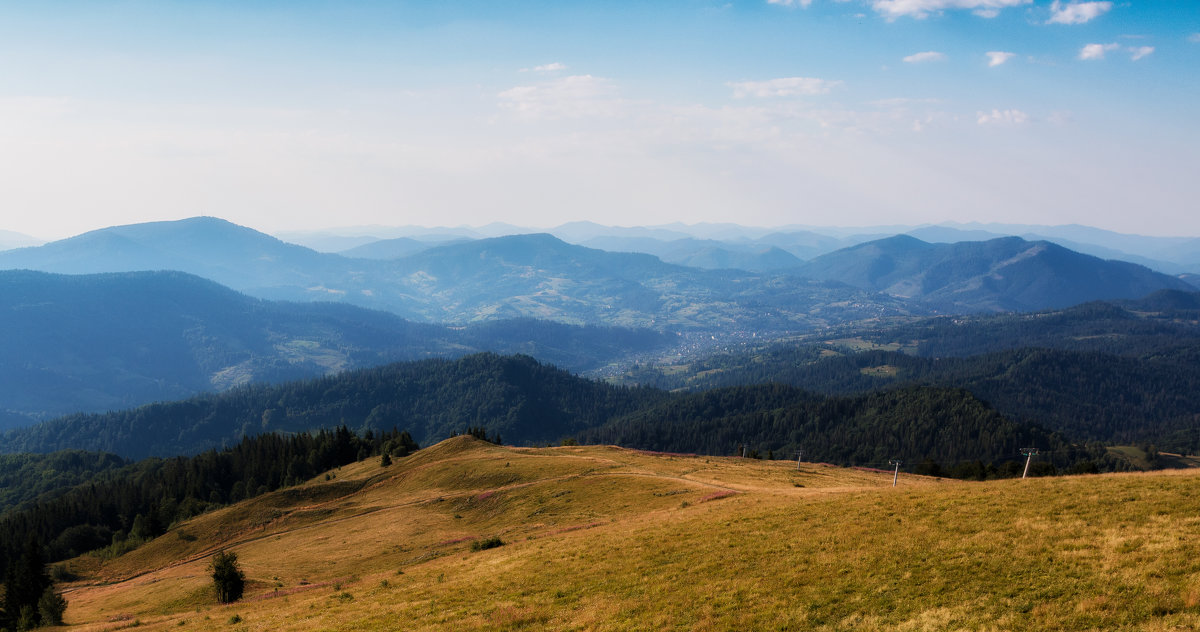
[794, 235, 1192, 311]
[0, 218, 920, 330]
[0, 270, 670, 427]
[0, 217, 1189, 331]
[577, 235, 804, 271]
[0, 230, 42, 251]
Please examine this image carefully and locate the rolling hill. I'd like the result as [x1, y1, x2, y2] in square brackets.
[44, 437, 1200, 631]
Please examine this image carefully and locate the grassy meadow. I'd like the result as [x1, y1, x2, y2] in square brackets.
[57, 437, 1200, 631]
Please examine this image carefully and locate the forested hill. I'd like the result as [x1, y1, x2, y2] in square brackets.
[625, 344, 1200, 453]
[863, 290, 1200, 358]
[0, 353, 668, 459]
[0, 451, 129, 513]
[578, 384, 1115, 474]
[0, 350, 1121, 480]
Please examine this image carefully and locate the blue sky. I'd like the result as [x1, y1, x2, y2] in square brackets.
[1, 0, 1197, 238]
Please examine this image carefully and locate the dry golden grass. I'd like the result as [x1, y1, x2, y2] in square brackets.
[58, 437, 1200, 631]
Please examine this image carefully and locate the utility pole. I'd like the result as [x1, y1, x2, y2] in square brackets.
[796, 449, 805, 470]
[1021, 448, 1039, 479]
[889, 459, 902, 487]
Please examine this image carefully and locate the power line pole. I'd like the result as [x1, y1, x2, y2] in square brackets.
[796, 449, 805, 470]
[1021, 448, 1039, 479]
[889, 459, 902, 487]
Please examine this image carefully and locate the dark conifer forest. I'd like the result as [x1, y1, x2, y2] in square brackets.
[0, 427, 416, 588]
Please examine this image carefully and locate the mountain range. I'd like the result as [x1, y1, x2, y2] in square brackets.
[280, 219, 1200, 275]
[1, 217, 1189, 330]
[0, 217, 917, 329]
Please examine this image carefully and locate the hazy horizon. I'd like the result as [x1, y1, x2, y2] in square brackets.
[2, 1, 1197, 240]
[6, 216, 1200, 245]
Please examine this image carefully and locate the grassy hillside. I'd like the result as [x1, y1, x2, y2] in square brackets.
[56, 437, 1200, 631]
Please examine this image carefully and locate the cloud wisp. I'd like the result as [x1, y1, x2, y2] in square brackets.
[728, 77, 843, 98]
[525, 62, 568, 73]
[904, 51, 947, 63]
[871, 0, 1031, 20]
[1078, 43, 1120, 60]
[1047, 1, 1112, 25]
[1079, 43, 1155, 61]
[498, 75, 622, 119]
[986, 51, 1016, 67]
[977, 109, 1029, 126]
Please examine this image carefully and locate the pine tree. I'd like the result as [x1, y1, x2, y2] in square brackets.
[2, 539, 51, 630]
[37, 587, 67, 626]
[209, 550, 245, 603]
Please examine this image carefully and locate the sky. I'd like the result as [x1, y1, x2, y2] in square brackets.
[0, 0, 1197, 240]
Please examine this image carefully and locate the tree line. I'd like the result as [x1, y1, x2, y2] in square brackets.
[0, 426, 416, 587]
[578, 383, 1123, 475]
[618, 340, 1200, 454]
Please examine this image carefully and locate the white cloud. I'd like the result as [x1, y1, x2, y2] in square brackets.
[1130, 46, 1155, 61]
[1078, 43, 1120, 60]
[1046, 1, 1112, 25]
[526, 62, 567, 73]
[728, 77, 843, 98]
[985, 51, 1016, 67]
[498, 75, 622, 119]
[977, 109, 1029, 126]
[870, 0, 1031, 20]
[903, 51, 947, 63]
[767, 0, 814, 7]
[1190, 33, 1200, 43]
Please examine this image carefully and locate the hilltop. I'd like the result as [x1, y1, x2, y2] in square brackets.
[55, 437, 1200, 631]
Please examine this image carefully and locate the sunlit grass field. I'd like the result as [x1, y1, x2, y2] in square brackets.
[59, 437, 1200, 631]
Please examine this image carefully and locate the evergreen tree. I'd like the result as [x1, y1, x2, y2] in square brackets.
[209, 550, 245, 603]
[2, 539, 51, 630]
[37, 587, 66, 626]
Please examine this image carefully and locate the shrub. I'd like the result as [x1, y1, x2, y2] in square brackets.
[209, 551, 245, 603]
[470, 536, 504, 552]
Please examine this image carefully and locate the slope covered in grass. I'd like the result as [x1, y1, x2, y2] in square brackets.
[56, 437, 1200, 631]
